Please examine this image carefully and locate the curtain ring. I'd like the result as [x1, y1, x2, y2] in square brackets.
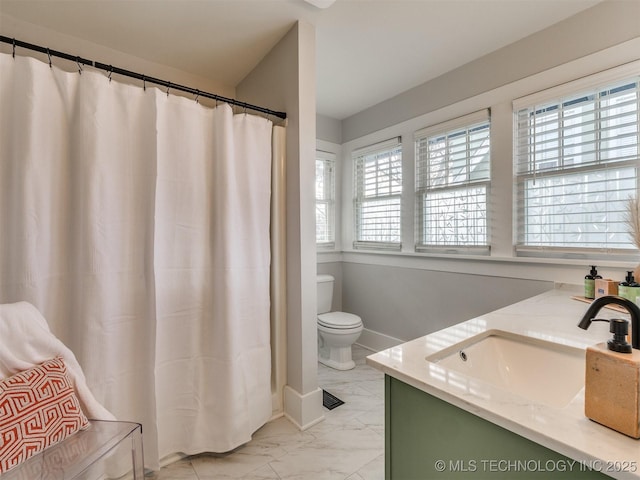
[108, 66, 113, 82]
[76, 56, 83, 75]
[12, 38, 15, 58]
[142, 75, 146, 91]
[166, 81, 171, 97]
[46, 48, 52, 68]
[194, 89, 200, 104]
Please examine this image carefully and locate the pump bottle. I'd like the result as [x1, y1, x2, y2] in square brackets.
[619, 271, 640, 302]
[584, 266, 601, 299]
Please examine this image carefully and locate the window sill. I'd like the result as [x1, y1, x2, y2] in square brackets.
[330, 248, 639, 284]
[339, 248, 637, 268]
[317, 250, 343, 263]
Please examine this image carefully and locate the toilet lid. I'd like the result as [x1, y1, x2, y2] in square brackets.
[318, 312, 362, 329]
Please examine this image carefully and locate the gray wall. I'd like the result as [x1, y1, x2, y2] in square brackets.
[316, 114, 342, 144]
[341, 0, 640, 142]
[342, 263, 553, 342]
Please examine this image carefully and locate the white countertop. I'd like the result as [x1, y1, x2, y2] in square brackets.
[366, 284, 640, 480]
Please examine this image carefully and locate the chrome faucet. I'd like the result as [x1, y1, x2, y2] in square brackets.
[578, 295, 640, 350]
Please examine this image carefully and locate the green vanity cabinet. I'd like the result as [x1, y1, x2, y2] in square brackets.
[385, 375, 610, 479]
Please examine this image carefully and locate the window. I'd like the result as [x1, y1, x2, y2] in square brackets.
[514, 74, 640, 256]
[353, 138, 402, 250]
[316, 150, 336, 248]
[415, 110, 491, 252]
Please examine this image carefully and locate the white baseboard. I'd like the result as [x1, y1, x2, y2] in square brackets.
[356, 328, 404, 352]
[283, 385, 325, 431]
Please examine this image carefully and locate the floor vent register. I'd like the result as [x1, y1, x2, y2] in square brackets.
[322, 389, 344, 410]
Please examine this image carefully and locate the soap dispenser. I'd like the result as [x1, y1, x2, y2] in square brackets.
[579, 297, 640, 438]
[584, 266, 601, 299]
[619, 271, 632, 301]
[620, 271, 640, 302]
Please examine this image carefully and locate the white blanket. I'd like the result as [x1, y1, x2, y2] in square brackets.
[0, 301, 115, 421]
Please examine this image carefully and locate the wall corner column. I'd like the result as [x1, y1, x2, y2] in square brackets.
[237, 20, 324, 430]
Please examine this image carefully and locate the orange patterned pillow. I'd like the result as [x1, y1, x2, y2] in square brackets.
[0, 357, 90, 473]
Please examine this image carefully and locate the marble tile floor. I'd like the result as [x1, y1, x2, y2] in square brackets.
[148, 345, 385, 480]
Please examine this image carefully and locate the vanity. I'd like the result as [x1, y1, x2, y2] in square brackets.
[367, 285, 640, 479]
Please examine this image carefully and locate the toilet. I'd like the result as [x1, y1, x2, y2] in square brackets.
[317, 274, 363, 370]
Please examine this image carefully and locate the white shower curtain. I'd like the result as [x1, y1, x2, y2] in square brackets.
[0, 53, 274, 470]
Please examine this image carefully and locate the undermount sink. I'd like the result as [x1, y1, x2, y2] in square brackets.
[425, 330, 585, 408]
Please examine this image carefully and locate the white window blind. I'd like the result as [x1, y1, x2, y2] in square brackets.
[514, 72, 640, 256]
[353, 138, 402, 250]
[414, 110, 491, 252]
[316, 150, 336, 248]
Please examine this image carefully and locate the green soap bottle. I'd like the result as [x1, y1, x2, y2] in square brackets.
[629, 277, 640, 304]
[620, 271, 640, 301]
[619, 271, 632, 301]
[584, 265, 601, 299]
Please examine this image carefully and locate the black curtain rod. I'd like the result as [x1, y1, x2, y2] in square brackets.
[0, 35, 287, 120]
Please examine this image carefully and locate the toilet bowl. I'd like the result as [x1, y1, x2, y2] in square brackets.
[317, 274, 363, 370]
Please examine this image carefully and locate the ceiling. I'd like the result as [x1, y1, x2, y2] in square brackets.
[0, 0, 603, 120]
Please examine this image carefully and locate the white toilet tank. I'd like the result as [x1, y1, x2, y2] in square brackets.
[317, 274, 335, 315]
